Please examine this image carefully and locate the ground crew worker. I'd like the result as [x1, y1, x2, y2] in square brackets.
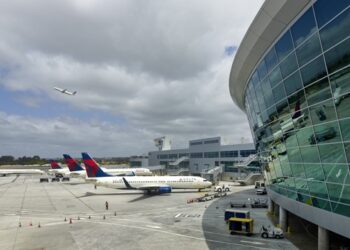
[105, 201, 109, 210]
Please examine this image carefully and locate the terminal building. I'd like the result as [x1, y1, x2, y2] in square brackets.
[148, 136, 258, 181]
[229, 0, 350, 248]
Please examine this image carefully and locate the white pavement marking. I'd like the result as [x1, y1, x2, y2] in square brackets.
[174, 213, 182, 218]
[240, 240, 265, 245]
[146, 225, 162, 229]
[83, 220, 278, 250]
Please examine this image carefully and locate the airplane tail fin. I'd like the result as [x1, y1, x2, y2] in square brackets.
[50, 160, 62, 169]
[63, 154, 84, 172]
[81, 152, 112, 178]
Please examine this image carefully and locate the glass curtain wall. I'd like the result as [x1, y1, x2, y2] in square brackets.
[244, 0, 350, 217]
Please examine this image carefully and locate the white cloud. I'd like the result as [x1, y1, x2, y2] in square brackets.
[0, 0, 263, 157]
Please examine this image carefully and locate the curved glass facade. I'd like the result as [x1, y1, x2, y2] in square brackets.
[244, 0, 350, 217]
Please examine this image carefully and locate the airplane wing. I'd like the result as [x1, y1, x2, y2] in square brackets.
[122, 178, 171, 193]
[54, 87, 64, 92]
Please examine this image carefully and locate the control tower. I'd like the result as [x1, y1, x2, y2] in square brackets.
[154, 136, 172, 151]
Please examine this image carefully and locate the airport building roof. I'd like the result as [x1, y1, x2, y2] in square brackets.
[229, 0, 311, 111]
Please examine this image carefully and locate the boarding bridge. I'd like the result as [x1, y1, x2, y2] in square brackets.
[167, 168, 190, 176]
[235, 154, 259, 168]
[169, 156, 189, 166]
[201, 166, 223, 184]
[236, 172, 263, 186]
[234, 154, 263, 185]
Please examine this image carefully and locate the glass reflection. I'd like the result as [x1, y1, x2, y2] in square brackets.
[296, 33, 322, 67]
[322, 163, 348, 183]
[318, 143, 346, 163]
[243, 1, 350, 218]
[339, 118, 350, 141]
[304, 163, 324, 181]
[284, 71, 303, 96]
[300, 56, 327, 87]
[275, 30, 294, 61]
[291, 8, 317, 47]
[312, 122, 341, 144]
[314, 0, 350, 28]
[309, 100, 337, 125]
[305, 77, 331, 106]
[330, 66, 350, 104]
[324, 37, 350, 74]
[280, 52, 298, 78]
[319, 7, 350, 50]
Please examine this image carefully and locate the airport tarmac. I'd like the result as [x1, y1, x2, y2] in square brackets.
[0, 176, 297, 250]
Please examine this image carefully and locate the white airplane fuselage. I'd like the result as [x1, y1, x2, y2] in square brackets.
[71, 167, 152, 178]
[48, 168, 71, 176]
[0, 169, 44, 176]
[90, 176, 212, 190]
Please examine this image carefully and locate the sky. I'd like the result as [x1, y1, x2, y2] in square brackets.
[0, 0, 264, 158]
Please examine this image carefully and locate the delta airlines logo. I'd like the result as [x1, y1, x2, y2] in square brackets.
[66, 158, 79, 171]
[50, 161, 61, 169]
[84, 160, 98, 177]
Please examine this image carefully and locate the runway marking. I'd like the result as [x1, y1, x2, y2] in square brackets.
[83, 220, 278, 250]
[174, 213, 182, 218]
[240, 240, 265, 245]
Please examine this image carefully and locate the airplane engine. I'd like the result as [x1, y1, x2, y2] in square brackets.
[158, 186, 172, 193]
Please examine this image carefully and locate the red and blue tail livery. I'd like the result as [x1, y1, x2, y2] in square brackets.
[63, 154, 84, 172]
[81, 152, 112, 177]
[50, 160, 62, 169]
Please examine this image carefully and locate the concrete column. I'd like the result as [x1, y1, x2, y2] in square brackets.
[268, 197, 274, 214]
[279, 206, 287, 232]
[318, 226, 329, 250]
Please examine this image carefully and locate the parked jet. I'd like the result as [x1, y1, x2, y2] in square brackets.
[54, 87, 77, 96]
[63, 154, 85, 177]
[48, 160, 70, 176]
[0, 169, 44, 176]
[72, 153, 151, 177]
[82, 152, 212, 194]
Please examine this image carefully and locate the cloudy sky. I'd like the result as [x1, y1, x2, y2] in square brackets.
[0, 0, 263, 158]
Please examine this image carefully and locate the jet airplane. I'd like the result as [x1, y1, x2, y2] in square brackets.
[54, 87, 77, 95]
[82, 152, 212, 194]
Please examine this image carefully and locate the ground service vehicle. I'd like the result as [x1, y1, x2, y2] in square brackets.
[214, 186, 230, 192]
[260, 226, 284, 239]
[228, 217, 254, 236]
[62, 177, 70, 182]
[40, 177, 49, 183]
[256, 187, 267, 195]
[224, 209, 250, 222]
[230, 201, 247, 208]
[51, 177, 60, 182]
[250, 198, 268, 208]
[255, 181, 265, 189]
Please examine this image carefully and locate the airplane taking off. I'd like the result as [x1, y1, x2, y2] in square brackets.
[54, 87, 77, 96]
[0, 169, 44, 176]
[82, 152, 212, 194]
